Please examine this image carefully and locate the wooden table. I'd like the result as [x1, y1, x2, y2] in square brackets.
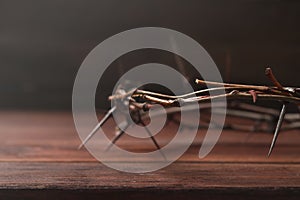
[0, 111, 299, 199]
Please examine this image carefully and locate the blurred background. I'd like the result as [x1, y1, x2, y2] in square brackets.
[0, 0, 299, 110]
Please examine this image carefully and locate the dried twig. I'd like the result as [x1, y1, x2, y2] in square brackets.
[79, 68, 300, 157]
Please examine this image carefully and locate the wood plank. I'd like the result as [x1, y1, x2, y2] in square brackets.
[0, 188, 299, 200]
[0, 111, 299, 162]
[1, 162, 300, 189]
[0, 162, 299, 199]
[0, 111, 299, 199]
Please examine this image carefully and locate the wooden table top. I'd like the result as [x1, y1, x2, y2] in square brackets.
[0, 111, 299, 199]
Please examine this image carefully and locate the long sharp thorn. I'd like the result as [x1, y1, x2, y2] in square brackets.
[142, 123, 167, 161]
[78, 106, 117, 149]
[268, 103, 287, 157]
[105, 123, 129, 152]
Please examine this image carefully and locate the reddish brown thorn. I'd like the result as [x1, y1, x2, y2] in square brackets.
[248, 90, 257, 103]
[265, 67, 284, 91]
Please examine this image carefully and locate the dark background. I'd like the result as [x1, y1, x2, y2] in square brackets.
[0, 0, 299, 110]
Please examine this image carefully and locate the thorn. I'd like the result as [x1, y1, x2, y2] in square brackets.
[248, 90, 257, 103]
[265, 67, 284, 91]
[267, 103, 287, 157]
[105, 123, 129, 152]
[141, 122, 167, 161]
[78, 106, 117, 150]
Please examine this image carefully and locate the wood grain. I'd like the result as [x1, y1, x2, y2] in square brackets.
[0, 111, 299, 199]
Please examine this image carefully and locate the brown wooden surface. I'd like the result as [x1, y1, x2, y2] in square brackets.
[0, 111, 299, 199]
